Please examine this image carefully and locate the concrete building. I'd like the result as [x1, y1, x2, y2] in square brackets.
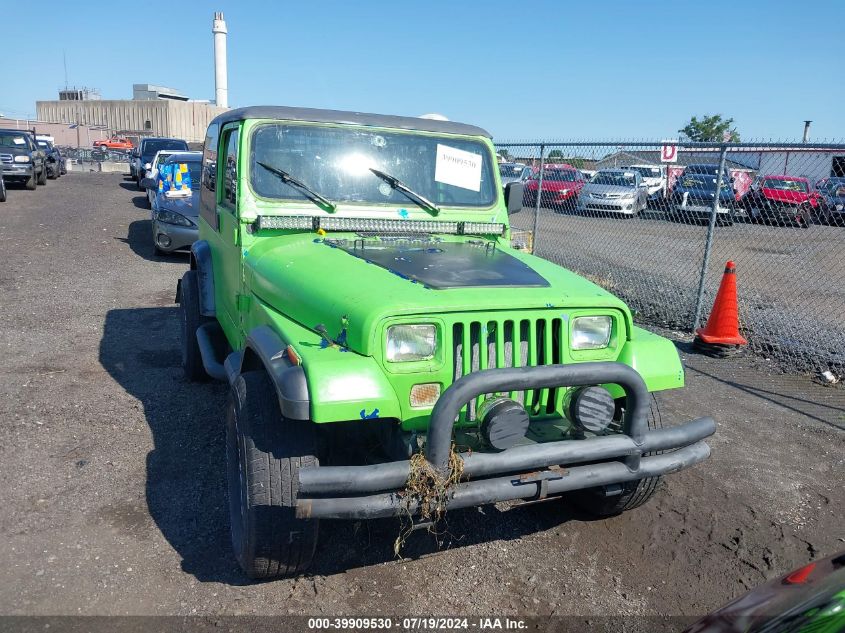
[132, 84, 189, 102]
[36, 95, 226, 144]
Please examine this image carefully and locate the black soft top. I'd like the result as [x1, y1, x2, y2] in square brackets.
[210, 106, 492, 138]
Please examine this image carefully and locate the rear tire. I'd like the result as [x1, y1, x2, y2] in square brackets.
[179, 270, 210, 382]
[227, 370, 320, 579]
[568, 394, 665, 517]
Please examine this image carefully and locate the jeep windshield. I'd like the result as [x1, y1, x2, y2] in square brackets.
[249, 124, 496, 208]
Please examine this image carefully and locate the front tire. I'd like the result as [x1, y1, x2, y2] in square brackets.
[227, 370, 320, 579]
[37, 165, 47, 185]
[24, 171, 37, 190]
[179, 270, 210, 382]
[569, 394, 665, 517]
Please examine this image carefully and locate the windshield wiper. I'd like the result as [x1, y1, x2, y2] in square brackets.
[368, 168, 440, 216]
[257, 161, 336, 213]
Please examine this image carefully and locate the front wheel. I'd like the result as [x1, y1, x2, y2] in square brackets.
[568, 394, 665, 517]
[37, 166, 47, 186]
[227, 370, 320, 579]
[179, 270, 210, 381]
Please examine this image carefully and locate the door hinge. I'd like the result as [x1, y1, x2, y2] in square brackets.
[236, 294, 251, 312]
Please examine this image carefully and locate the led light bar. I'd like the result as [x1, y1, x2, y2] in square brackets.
[256, 215, 506, 236]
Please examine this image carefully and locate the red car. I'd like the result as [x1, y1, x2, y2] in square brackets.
[522, 163, 586, 212]
[93, 137, 134, 150]
[745, 175, 820, 227]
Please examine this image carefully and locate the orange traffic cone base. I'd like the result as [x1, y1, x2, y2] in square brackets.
[694, 328, 747, 346]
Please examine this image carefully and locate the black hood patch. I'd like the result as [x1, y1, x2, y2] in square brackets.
[322, 239, 550, 289]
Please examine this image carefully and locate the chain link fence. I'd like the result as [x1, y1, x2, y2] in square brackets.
[498, 140, 845, 377]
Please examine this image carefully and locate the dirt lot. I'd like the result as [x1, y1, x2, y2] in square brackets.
[0, 174, 843, 622]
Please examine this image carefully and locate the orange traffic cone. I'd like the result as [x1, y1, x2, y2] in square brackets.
[694, 261, 747, 356]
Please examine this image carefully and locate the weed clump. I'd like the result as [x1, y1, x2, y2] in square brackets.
[394, 445, 464, 556]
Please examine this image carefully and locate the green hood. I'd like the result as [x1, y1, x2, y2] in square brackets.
[246, 233, 631, 355]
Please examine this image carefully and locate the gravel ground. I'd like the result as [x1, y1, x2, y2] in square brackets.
[511, 205, 845, 375]
[0, 174, 843, 622]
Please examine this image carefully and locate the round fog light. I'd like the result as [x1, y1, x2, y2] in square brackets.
[157, 234, 172, 248]
[568, 386, 615, 434]
[478, 397, 529, 451]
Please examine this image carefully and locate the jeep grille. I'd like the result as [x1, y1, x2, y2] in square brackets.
[452, 318, 564, 423]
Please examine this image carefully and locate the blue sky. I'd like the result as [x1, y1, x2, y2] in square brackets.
[1, 0, 842, 141]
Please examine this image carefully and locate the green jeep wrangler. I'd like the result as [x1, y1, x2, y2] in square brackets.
[178, 106, 715, 579]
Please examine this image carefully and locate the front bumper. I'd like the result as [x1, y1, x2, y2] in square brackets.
[296, 362, 714, 520]
[151, 219, 198, 252]
[0, 162, 34, 181]
[579, 197, 639, 214]
[673, 199, 732, 216]
[760, 201, 806, 221]
[524, 189, 576, 206]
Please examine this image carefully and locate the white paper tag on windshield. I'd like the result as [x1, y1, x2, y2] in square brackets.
[13, 137, 25, 145]
[434, 144, 482, 192]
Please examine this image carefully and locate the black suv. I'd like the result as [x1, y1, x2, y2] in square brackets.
[0, 129, 46, 190]
[132, 137, 189, 189]
[35, 137, 64, 179]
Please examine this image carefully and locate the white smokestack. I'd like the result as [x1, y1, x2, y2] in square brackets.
[212, 11, 228, 108]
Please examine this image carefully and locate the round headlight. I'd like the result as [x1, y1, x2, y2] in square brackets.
[386, 324, 436, 362]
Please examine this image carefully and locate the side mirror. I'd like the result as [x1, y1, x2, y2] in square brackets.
[140, 177, 156, 189]
[144, 162, 152, 170]
[504, 182, 524, 214]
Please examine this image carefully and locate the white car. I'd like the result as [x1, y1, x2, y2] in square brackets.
[144, 150, 200, 208]
[623, 164, 666, 199]
[577, 169, 649, 216]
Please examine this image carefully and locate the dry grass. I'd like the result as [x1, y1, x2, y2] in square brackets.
[394, 446, 465, 556]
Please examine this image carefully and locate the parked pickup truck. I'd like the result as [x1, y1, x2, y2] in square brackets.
[623, 164, 666, 200]
[94, 137, 134, 150]
[178, 106, 715, 579]
[0, 128, 47, 190]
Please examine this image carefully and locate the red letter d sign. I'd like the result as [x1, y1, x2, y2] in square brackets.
[660, 142, 678, 163]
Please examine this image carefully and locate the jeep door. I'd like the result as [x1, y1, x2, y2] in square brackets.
[199, 122, 245, 345]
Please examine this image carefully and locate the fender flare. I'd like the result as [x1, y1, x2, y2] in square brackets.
[225, 325, 310, 421]
[189, 240, 216, 317]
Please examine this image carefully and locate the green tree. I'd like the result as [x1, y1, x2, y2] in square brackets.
[548, 149, 564, 159]
[498, 148, 510, 159]
[679, 114, 740, 142]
